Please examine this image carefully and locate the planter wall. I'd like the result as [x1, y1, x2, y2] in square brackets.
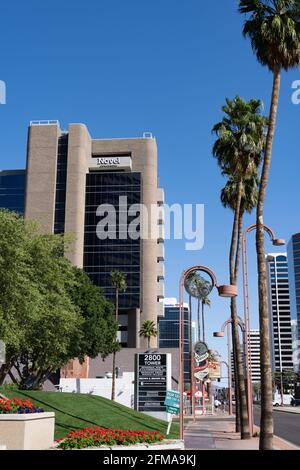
[0, 412, 55, 450]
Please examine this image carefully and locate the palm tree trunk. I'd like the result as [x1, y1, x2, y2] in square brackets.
[201, 301, 205, 343]
[111, 288, 119, 401]
[229, 179, 250, 439]
[232, 337, 241, 433]
[197, 299, 201, 342]
[257, 68, 281, 450]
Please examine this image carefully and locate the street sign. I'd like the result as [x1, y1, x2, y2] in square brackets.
[194, 359, 209, 372]
[208, 361, 221, 380]
[164, 390, 180, 409]
[135, 353, 168, 413]
[194, 342, 209, 362]
[194, 370, 208, 381]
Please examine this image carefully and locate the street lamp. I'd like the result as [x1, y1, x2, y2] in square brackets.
[214, 316, 247, 420]
[242, 224, 285, 434]
[179, 265, 237, 440]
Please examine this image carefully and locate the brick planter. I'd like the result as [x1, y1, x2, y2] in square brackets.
[0, 412, 55, 450]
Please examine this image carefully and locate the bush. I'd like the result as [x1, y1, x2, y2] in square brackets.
[0, 397, 44, 414]
[57, 426, 165, 449]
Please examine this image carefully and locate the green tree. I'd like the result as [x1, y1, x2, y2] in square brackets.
[213, 96, 267, 440]
[239, 0, 300, 450]
[110, 270, 127, 401]
[200, 296, 211, 344]
[139, 320, 158, 349]
[68, 267, 119, 362]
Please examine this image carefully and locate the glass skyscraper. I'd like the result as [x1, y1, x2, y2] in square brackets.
[266, 253, 294, 373]
[0, 170, 25, 214]
[159, 298, 191, 384]
[288, 233, 300, 371]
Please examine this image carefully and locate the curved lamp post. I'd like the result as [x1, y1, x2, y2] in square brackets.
[242, 224, 285, 434]
[179, 265, 237, 440]
[213, 316, 247, 421]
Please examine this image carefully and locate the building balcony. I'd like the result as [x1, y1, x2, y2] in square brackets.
[157, 188, 165, 206]
[157, 224, 165, 243]
[157, 280, 165, 300]
[157, 261, 165, 280]
[157, 300, 164, 318]
[157, 242, 165, 262]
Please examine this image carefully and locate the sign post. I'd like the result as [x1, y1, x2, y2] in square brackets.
[164, 390, 180, 435]
[135, 353, 171, 421]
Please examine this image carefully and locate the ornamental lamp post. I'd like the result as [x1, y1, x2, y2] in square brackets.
[242, 224, 285, 433]
[179, 265, 237, 441]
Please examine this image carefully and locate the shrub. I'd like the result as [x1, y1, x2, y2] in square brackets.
[0, 397, 44, 414]
[57, 426, 165, 449]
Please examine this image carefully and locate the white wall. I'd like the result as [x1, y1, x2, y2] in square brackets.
[59, 373, 135, 408]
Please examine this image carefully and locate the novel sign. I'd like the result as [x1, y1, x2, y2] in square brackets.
[88, 155, 132, 171]
[134, 353, 171, 419]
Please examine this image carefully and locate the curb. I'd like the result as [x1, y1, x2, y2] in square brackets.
[273, 407, 300, 415]
[52, 440, 185, 451]
[253, 425, 300, 451]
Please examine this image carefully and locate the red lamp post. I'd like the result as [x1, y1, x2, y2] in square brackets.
[214, 316, 247, 420]
[242, 224, 285, 435]
[179, 265, 237, 441]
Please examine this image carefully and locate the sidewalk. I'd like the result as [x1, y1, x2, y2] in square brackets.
[184, 414, 299, 450]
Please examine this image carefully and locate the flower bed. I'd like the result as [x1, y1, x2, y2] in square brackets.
[0, 397, 44, 414]
[57, 426, 165, 450]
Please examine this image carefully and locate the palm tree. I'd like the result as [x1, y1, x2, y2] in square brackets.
[213, 96, 267, 440]
[139, 320, 158, 349]
[221, 174, 260, 433]
[110, 270, 127, 401]
[201, 296, 211, 343]
[239, 0, 300, 450]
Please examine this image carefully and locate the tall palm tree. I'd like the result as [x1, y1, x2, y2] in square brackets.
[110, 270, 127, 401]
[213, 96, 267, 440]
[239, 0, 300, 450]
[221, 174, 260, 433]
[201, 296, 211, 343]
[139, 320, 158, 349]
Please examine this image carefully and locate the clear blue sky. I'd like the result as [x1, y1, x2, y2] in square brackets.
[0, 0, 299, 368]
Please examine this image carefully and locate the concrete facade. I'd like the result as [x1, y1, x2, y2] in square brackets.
[23, 121, 165, 374]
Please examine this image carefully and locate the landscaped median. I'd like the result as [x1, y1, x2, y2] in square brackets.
[0, 389, 182, 450]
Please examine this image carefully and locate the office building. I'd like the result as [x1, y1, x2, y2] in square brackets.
[266, 253, 294, 373]
[248, 330, 261, 383]
[1, 120, 165, 351]
[288, 233, 300, 371]
[158, 298, 195, 384]
[0, 170, 26, 213]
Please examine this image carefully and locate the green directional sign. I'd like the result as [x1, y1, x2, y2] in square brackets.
[164, 390, 180, 415]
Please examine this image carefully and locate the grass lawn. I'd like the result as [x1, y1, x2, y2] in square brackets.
[0, 387, 180, 440]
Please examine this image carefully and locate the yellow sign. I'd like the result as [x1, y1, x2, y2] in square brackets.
[208, 361, 221, 379]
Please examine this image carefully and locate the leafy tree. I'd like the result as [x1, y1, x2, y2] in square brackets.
[0, 210, 119, 389]
[139, 320, 158, 349]
[68, 267, 119, 362]
[239, 0, 300, 450]
[213, 97, 267, 439]
[110, 270, 127, 401]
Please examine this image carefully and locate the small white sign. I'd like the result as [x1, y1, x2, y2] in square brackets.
[88, 155, 132, 171]
[0, 341, 6, 364]
[194, 370, 208, 381]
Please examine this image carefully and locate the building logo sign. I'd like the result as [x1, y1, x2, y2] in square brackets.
[89, 155, 132, 171]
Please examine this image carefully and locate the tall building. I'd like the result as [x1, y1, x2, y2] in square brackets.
[266, 253, 294, 373]
[248, 330, 261, 383]
[0, 170, 26, 213]
[2, 120, 165, 350]
[288, 233, 300, 371]
[158, 298, 191, 383]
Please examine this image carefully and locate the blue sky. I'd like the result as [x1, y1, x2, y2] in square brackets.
[0, 0, 299, 368]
